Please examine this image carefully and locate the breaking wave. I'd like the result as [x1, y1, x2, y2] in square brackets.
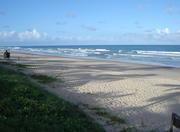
[1, 45, 180, 67]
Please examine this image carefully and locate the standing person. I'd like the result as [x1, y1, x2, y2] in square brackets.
[3, 50, 10, 59]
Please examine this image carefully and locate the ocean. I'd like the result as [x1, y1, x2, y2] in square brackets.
[1, 45, 180, 68]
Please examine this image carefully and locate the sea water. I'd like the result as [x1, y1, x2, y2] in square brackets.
[1, 45, 180, 68]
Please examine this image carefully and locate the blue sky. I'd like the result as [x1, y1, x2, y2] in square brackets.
[0, 0, 180, 45]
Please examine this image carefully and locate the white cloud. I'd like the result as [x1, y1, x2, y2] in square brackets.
[0, 31, 17, 41]
[0, 28, 180, 45]
[156, 28, 170, 35]
[0, 31, 16, 38]
[0, 29, 48, 42]
[55, 35, 93, 41]
[18, 29, 41, 40]
[113, 28, 180, 44]
[146, 28, 180, 43]
[55, 35, 114, 42]
[177, 30, 180, 33]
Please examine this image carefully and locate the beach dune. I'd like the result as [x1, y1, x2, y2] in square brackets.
[2, 51, 180, 131]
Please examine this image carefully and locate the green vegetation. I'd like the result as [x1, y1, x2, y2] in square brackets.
[14, 63, 31, 68]
[0, 60, 58, 84]
[90, 107, 105, 111]
[0, 59, 13, 65]
[0, 59, 31, 68]
[30, 74, 57, 83]
[0, 65, 105, 132]
[81, 103, 126, 125]
[81, 103, 91, 108]
[107, 115, 126, 124]
[95, 111, 126, 124]
[120, 127, 138, 132]
[120, 128, 159, 132]
[148, 130, 159, 132]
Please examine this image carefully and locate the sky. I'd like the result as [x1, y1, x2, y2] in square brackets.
[0, 0, 180, 45]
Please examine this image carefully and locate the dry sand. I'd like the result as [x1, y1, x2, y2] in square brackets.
[1, 51, 180, 131]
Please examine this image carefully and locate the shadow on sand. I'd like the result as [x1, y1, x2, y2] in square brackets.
[11, 53, 180, 132]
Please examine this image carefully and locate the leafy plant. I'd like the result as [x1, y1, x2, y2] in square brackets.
[0, 65, 105, 132]
[30, 74, 57, 83]
[0, 60, 32, 68]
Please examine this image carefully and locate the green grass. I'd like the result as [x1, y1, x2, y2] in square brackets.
[30, 74, 57, 83]
[14, 63, 31, 68]
[95, 110, 126, 124]
[0, 60, 32, 68]
[108, 115, 126, 124]
[0, 60, 57, 83]
[120, 127, 138, 132]
[90, 107, 105, 111]
[81, 103, 126, 125]
[120, 127, 159, 132]
[0, 60, 13, 65]
[0, 65, 105, 132]
[148, 130, 159, 132]
[81, 103, 91, 108]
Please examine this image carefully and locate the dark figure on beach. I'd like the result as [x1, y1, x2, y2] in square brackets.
[169, 113, 180, 132]
[3, 50, 10, 59]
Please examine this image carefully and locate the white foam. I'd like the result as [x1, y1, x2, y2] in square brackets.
[95, 49, 110, 52]
[57, 48, 90, 56]
[94, 52, 101, 55]
[56, 48, 109, 57]
[12, 47, 21, 50]
[0, 46, 21, 50]
[136, 50, 180, 56]
[118, 50, 122, 53]
[113, 53, 154, 58]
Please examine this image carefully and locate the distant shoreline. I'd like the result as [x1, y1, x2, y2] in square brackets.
[1, 45, 180, 68]
[7, 49, 180, 69]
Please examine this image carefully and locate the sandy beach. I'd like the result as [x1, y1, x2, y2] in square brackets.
[1, 51, 180, 131]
